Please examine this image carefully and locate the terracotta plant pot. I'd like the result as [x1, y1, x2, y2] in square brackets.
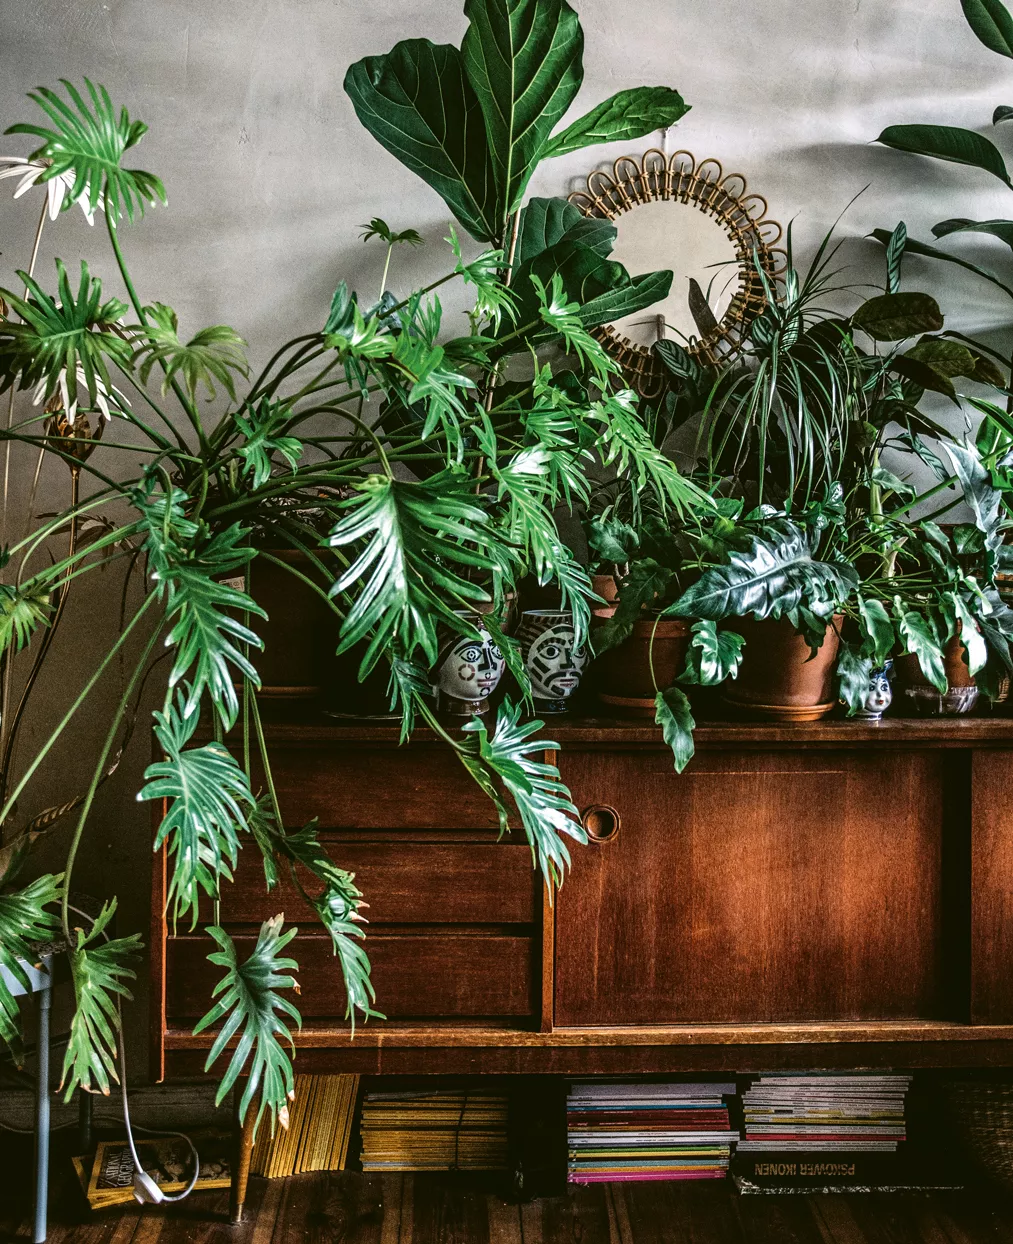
[894, 633, 978, 716]
[595, 618, 693, 718]
[247, 549, 335, 700]
[722, 616, 842, 722]
[591, 574, 619, 620]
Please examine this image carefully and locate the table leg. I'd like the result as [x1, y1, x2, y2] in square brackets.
[229, 1097, 257, 1224]
[33, 955, 53, 1244]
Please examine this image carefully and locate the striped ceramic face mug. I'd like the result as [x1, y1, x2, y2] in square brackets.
[517, 610, 587, 712]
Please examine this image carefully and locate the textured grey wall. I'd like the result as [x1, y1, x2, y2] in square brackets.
[0, 0, 1009, 1080]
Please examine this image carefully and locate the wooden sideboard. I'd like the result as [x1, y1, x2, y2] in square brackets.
[151, 716, 1013, 1080]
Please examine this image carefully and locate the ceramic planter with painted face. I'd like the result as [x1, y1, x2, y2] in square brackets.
[518, 610, 587, 712]
[434, 618, 505, 715]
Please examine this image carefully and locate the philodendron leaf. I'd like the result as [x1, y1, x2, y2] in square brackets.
[851, 292, 944, 341]
[950, 593, 988, 675]
[876, 124, 1012, 188]
[962, 0, 1013, 57]
[540, 86, 690, 160]
[941, 439, 1003, 550]
[664, 521, 857, 622]
[837, 643, 875, 716]
[0, 873, 61, 1062]
[344, 40, 499, 242]
[858, 596, 895, 667]
[194, 916, 301, 1137]
[895, 605, 947, 693]
[0, 582, 51, 657]
[654, 684, 695, 774]
[678, 619, 745, 686]
[461, 0, 583, 219]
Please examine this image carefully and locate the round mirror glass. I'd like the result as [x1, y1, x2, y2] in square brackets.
[607, 199, 742, 348]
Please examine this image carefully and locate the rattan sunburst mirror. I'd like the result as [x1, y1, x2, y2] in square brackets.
[568, 149, 787, 398]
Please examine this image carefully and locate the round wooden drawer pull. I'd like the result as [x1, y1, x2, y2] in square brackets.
[582, 804, 621, 843]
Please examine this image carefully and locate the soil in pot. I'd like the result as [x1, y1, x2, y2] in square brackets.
[893, 632, 978, 716]
[595, 617, 693, 718]
[246, 549, 335, 700]
[721, 615, 841, 722]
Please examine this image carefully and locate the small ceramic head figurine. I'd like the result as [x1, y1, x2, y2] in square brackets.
[435, 618, 505, 715]
[517, 610, 587, 712]
[855, 661, 893, 720]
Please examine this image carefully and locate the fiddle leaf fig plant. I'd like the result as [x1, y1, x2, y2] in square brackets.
[0, 0, 698, 1135]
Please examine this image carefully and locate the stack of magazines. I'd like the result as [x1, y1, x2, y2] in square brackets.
[738, 1073, 912, 1153]
[359, 1090, 509, 1171]
[250, 1074, 360, 1177]
[566, 1081, 738, 1183]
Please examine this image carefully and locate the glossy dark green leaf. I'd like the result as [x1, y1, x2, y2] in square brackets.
[904, 335, 978, 379]
[516, 197, 586, 266]
[540, 86, 690, 160]
[678, 619, 745, 686]
[876, 124, 1012, 187]
[895, 606, 947, 693]
[576, 268, 673, 328]
[858, 596, 895, 667]
[885, 221, 907, 294]
[995, 104, 1013, 124]
[654, 684, 695, 774]
[851, 291, 944, 341]
[344, 40, 499, 242]
[870, 227, 1013, 299]
[933, 216, 1013, 251]
[837, 643, 874, 716]
[889, 353, 958, 400]
[962, 0, 1013, 57]
[461, 0, 583, 218]
[942, 439, 1003, 549]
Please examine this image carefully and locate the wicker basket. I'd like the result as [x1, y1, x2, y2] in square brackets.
[944, 1080, 1013, 1190]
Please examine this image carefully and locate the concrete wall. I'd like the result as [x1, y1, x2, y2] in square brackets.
[0, 0, 1010, 1080]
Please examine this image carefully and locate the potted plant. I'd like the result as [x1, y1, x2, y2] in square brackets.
[0, 0, 701, 1132]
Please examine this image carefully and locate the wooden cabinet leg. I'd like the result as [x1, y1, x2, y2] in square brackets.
[229, 1096, 257, 1224]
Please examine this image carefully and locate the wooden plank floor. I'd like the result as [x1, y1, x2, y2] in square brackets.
[5, 1172, 1013, 1244]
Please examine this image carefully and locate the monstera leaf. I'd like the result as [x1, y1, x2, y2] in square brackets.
[665, 522, 857, 622]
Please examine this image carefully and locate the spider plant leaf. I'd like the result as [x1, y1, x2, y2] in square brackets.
[654, 683, 695, 774]
[60, 900, 141, 1100]
[870, 227, 1013, 299]
[461, 700, 586, 890]
[344, 40, 500, 243]
[461, 0, 583, 219]
[0, 873, 61, 1062]
[851, 291, 944, 341]
[134, 303, 249, 402]
[665, 521, 857, 622]
[876, 124, 1012, 188]
[140, 692, 254, 927]
[327, 472, 498, 677]
[0, 260, 130, 407]
[539, 86, 690, 160]
[962, 0, 1013, 57]
[193, 916, 301, 1136]
[0, 582, 51, 658]
[6, 79, 165, 220]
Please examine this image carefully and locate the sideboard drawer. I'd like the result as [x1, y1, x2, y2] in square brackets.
[211, 840, 539, 925]
[166, 931, 537, 1020]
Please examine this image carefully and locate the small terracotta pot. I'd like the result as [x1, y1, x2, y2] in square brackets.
[894, 633, 978, 716]
[595, 618, 693, 718]
[722, 616, 842, 722]
[247, 549, 335, 700]
[591, 574, 619, 620]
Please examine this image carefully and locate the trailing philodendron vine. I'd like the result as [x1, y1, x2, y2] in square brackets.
[0, 0, 701, 1132]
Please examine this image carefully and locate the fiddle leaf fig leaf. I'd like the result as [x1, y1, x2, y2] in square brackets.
[851, 292, 944, 341]
[344, 40, 499, 242]
[6, 78, 165, 220]
[60, 901, 141, 1101]
[141, 692, 254, 928]
[516, 196, 585, 265]
[961, 0, 1013, 57]
[193, 917, 301, 1137]
[654, 684, 695, 774]
[540, 86, 690, 160]
[461, 0, 584, 219]
[876, 124, 1012, 188]
[0, 873, 61, 1062]
[461, 701, 586, 890]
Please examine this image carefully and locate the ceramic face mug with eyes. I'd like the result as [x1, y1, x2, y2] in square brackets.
[435, 620, 506, 715]
[517, 610, 587, 712]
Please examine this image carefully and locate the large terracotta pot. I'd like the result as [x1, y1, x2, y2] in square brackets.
[722, 616, 842, 722]
[894, 633, 978, 716]
[595, 618, 693, 718]
[247, 549, 335, 700]
[591, 574, 619, 620]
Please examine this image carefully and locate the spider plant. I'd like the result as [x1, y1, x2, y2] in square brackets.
[0, 0, 703, 1134]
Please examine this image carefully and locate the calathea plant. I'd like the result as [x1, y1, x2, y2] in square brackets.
[0, 0, 700, 1134]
